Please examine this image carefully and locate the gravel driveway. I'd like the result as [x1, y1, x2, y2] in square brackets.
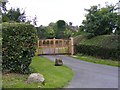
[43, 55, 119, 88]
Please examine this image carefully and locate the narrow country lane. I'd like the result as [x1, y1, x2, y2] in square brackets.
[43, 55, 119, 88]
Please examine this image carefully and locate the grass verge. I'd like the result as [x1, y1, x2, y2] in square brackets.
[3, 56, 74, 88]
[72, 54, 119, 67]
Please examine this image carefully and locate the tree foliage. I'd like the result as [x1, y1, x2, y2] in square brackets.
[56, 20, 66, 38]
[56, 20, 66, 29]
[36, 20, 78, 39]
[37, 23, 56, 39]
[81, 4, 118, 36]
[0, 0, 8, 13]
[1, 1, 37, 26]
[2, 8, 26, 22]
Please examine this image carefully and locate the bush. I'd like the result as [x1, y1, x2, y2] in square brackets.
[76, 45, 118, 60]
[2, 22, 38, 73]
[75, 35, 119, 60]
[85, 33, 95, 39]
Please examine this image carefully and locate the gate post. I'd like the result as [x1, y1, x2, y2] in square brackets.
[41, 40, 43, 54]
[70, 37, 74, 55]
[37, 39, 39, 55]
[53, 38, 56, 54]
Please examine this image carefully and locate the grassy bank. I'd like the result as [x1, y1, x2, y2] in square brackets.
[3, 56, 74, 88]
[72, 54, 119, 67]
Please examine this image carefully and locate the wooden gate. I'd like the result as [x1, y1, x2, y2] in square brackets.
[37, 37, 74, 55]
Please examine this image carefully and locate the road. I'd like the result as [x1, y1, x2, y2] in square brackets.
[43, 55, 119, 88]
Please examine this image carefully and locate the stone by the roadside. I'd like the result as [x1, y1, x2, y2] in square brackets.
[26, 73, 45, 84]
[55, 58, 63, 66]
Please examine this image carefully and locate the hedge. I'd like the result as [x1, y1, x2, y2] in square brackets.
[76, 44, 118, 60]
[75, 35, 119, 60]
[2, 22, 38, 73]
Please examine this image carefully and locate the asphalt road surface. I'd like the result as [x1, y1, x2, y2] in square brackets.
[43, 55, 119, 88]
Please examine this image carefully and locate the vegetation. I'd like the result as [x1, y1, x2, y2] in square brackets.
[75, 35, 119, 60]
[0, 0, 8, 13]
[36, 3, 119, 40]
[3, 56, 74, 88]
[56, 20, 66, 39]
[78, 35, 118, 49]
[2, 0, 119, 89]
[36, 21, 78, 39]
[74, 3, 119, 60]
[1, 1, 37, 26]
[80, 3, 119, 36]
[36, 24, 56, 39]
[2, 8, 26, 22]
[72, 54, 119, 67]
[2, 22, 37, 73]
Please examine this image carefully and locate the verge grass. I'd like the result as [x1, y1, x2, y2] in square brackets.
[3, 56, 74, 88]
[72, 54, 119, 67]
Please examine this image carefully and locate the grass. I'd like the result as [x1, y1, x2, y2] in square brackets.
[72, 54, 119, 67]
[3, 56, 74, 88]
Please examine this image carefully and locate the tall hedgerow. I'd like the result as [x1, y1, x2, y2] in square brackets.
[2, 22, 37, 73]
[75, 35, 119, 60]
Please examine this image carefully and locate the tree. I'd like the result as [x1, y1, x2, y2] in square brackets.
[56, 20, 66, 29]
[36, 25, 47, 39]
[2, 7, 38, 27]
[0, 0, 8, 13]
[36, 21, 78, 39]
[69, 22, 72, 26]
[46, 26, 55, 39]
[1, 0, 26, 23]
[56, 20, 66, 38]
[32, 15, 37, 26]
[1, 1, 37, 25]
[82, 4, 118, 36]
[2, 8, 26, 22]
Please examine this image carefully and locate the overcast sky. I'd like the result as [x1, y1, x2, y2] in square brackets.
[7, 0, 118, 26]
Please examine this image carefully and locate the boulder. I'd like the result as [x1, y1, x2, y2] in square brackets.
[26, 73, 45, 84]
[55, 58, 63, 66]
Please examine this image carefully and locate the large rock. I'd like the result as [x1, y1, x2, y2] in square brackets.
[26, 73, 45, 84]
[55, 58, 63, 66]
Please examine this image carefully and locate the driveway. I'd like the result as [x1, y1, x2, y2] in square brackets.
[43, 55, 119, 88]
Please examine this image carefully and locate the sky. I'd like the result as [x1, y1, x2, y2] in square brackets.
[7, 0, 118, 26]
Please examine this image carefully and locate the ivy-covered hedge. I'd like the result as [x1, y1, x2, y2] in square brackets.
[2, 22, 37, 73]
[75, 35, 119, 60]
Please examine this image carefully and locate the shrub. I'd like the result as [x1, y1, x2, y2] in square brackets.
[2, 22, 38, 73]
[75, 35, 119, 60]
[85, 33, 95, 39]
[76, 45, 118, 60]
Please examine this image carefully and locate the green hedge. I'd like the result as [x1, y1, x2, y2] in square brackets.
[75, 35, 119, 60]
[76, 45, 118, 60]
[2, 22, 37, 73]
